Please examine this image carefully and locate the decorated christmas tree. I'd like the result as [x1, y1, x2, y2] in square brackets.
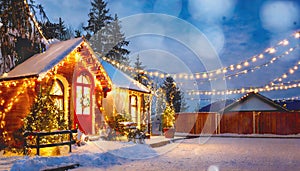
[23, 86, 67, 132]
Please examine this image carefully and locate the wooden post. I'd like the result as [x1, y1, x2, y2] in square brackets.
[253, 111, 256, 134]
[69, 131, 72, 153]
[36, 134, 40, 156]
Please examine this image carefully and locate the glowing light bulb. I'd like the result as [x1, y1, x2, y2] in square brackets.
[295, 32, 300, 38]
[282, 74, 287, 78]
[252, 57, 257, 62]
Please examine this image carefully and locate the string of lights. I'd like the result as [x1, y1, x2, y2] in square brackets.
[198, 44, 299, 82]
[185, 79, 300, 96]
[24, 0, 49, 45]
[98, 31, 300, 80]
[273, 96, 300, 101]
[269, 60, 300, 86]
[0, 78, 36, 131]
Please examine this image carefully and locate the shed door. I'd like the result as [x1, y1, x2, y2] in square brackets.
[75, 72, 93, 134]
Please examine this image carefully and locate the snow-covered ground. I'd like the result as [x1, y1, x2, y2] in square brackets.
[3, 137, 300, 171]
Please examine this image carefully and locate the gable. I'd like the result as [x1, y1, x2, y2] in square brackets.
[228, 96, 279, 112]
[221, 92, 289, 113]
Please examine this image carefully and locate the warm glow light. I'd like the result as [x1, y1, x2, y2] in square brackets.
[282, 74, 287, 78]
[295, 32, 300, 38]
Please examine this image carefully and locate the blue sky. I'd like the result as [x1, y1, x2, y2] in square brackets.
[37, 0, 300, 108]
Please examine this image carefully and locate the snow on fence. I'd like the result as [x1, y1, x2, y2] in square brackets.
[175, 112, 300, 135]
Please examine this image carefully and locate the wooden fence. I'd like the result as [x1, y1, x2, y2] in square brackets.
[175, 112, 300, 135]
[24, 130, 77, 155]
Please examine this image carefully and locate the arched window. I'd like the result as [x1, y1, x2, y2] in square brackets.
[76, 73, 92, 115]
[130, 95, 137, 122]
[50, 79, 64, 111]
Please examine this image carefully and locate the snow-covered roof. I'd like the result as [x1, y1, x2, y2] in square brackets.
[101, 60, 150, 94]
[0, 37, 83, 80]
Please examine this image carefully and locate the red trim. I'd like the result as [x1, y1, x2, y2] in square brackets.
[74, 69, 94, 134]
[74, 110, 86, 134]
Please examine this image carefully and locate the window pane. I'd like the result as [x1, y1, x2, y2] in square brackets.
[82, 75, 90, 84]
[50, 80, 63, 95]
[77, 75, 83, 83]
[82, 87, 90, 115]
[54, 98, 63, 110]
[76, 86, 83, 114]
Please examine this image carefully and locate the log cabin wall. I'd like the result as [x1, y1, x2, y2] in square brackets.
[0, 78, 37, 147]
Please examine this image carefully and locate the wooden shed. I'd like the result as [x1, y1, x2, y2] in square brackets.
[0, 37, 112, 146]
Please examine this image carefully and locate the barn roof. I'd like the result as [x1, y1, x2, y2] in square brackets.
[220, 92, 289, 113]
[0, 37, 83, 81]
[101, 60, 151, 94]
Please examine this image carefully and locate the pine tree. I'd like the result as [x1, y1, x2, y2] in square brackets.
[39, 18, 71, 41]
[105, 14, 130, 64]
[83, 0, 112, 35]
[161, 76, 183, 113]
[133, 54, 150, 87]
[0, 0, 45, 74]
[23, 86, 67, 132]
[180, 92, 189, 112]
[83, 0, 130, 64]
[89, 13, 130, 64]
[161, 103, 175, 128]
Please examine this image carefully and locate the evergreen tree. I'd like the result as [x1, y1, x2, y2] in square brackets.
[39, 18, 70, 41]
[0, 0, 45, 74]
[133, 54, 150, 87]
[105, 14, 130, 64]
[23, 86, 67, 132]
[161, 76, 183, 113]
[83, 0, 130, 64]
[155, 88, 166, 115]
[89, 13, 130, 64]
[83, 0, 112, 35]
[74, 29, 82, 38]
[180, 92, 189, 112]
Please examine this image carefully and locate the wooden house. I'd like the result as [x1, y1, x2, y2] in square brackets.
[101, 61, 152, 130]
[0, 37, 112, 145]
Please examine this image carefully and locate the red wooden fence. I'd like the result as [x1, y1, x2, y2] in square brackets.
[175, 112, 300, 135]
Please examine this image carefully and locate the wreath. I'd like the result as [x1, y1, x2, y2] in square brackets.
[80, 94, 90, 108]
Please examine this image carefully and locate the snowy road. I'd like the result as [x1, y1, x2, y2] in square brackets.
[8, 137, 300, 171]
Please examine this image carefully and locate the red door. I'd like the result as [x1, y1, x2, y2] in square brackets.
[75, 72, 94, 134]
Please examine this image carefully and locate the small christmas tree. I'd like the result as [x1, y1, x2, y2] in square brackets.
[161, 103, 175, 129]
[18, 85, 68, 148]
[23, 86, 67, 132]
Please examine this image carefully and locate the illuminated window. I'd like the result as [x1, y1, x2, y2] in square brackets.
[76, 73, 91, 115]
[50, 79, 64, 111]
[130, 95, 137, 122]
